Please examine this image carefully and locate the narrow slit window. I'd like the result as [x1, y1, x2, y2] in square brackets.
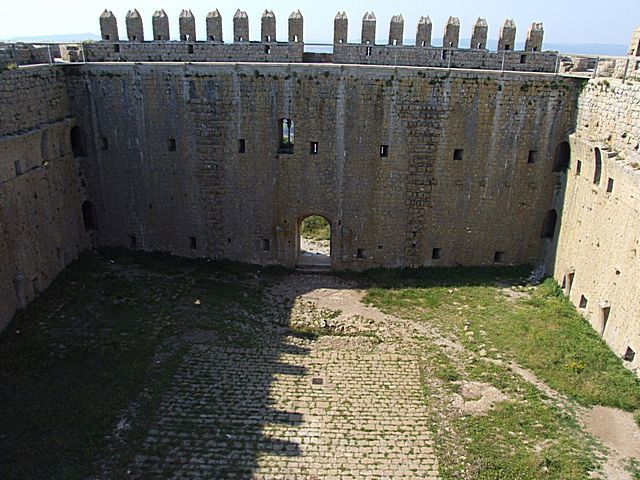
[380, 145, 389, 157]
[278, 118, 294, 154]
[238, 139, 246, 154]
[99, 136, 108, 150]
[310, 142, 319, 155]
[453, 149, 464, 161]
[129, 235, 137, 249]
[264, 45, 271, 55]
[14, 160, 22, 176]
[366, 46, 372, 56]
[114, 44, 120, 53]
[606, 177, 614, 193]
[601, 306, 610, 335]
[189, 237, 197, 250]
[576, 160, 582, 175]
[187, 44, 194, 54]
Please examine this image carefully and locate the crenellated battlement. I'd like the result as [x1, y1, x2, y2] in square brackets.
[88, 9, 561, 72]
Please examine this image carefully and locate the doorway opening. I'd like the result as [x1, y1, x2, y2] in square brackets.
[297, 215, 331, 270]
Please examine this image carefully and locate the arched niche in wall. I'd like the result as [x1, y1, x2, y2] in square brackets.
[82, 201, 98, 231]
[553, 141, 570, 172]
[70, 126, 87, 158]
[541, 209, 558, 239]
[593, 147, 602, 185]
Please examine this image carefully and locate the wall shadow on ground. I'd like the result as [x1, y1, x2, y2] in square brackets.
[0, 249, 534, 478]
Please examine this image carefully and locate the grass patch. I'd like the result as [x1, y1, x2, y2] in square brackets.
[363, 269, 640, 411]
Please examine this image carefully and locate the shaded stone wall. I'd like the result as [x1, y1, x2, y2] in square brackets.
[548, 79, 640, 373]
[71, 63, 579, 271]
[0, 67, 88, 331]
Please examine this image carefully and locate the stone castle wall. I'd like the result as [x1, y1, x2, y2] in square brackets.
[83, 42, 304, 63]
[0, 67, 89, 331]
[66, 63, 579, 271]
[332, 45, 558, 73]
[547, 79, 640, 372]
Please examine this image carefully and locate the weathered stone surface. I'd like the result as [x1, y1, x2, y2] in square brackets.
[547, 79, 640, 375]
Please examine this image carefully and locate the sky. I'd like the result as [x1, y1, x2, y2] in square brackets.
[0, 0, 637, 46]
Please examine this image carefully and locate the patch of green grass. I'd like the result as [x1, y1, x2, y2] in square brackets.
[431, 355, 599, 479]
[627, 458, 640, 480]
[364, 269, 640, 411]
[300, 215, 330, 241]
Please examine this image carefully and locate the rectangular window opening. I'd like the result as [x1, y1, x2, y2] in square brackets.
[453, 149, 464, 161]
[114, 44, 120, 53]
[99, 136, 108, 150]
[623, 346, 636, 362]
[261, 238, 270, 251]
[278, 118, 294, 154]
[380, 145, 389, 158]
[579, 295, 588, 309]
[168, 138, 176, 151]
[264, 45, 271, 55]
[238, 139, 246, 154]
[432, 248, 442, 260]
[528, 150, 538, 164]
[494, 251, 504, 263]
[357, 248, 368, 259]
[187, 44, 194, 54]
[505, 44, 511, 51]
[189, 237, 197, 250]
[129, 235, 137, 249]
[105, 34, 110, 41]
[606, 177, 614, 193]
[520, 54, 527, 64]
[310, 141, 319, 155]
[566, 272, 575, 296]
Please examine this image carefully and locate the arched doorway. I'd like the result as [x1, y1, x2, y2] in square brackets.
[297, 215, 331, 270]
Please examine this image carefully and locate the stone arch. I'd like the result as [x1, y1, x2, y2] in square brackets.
[593, 147, 602, 185]
[82, 200, 98, 231]
[541, 209, 557, 239]
[553, 141, 570, 172]
[70, 126, 87, 158]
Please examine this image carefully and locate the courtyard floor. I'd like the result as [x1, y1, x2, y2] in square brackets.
[0, 250, 639, 479]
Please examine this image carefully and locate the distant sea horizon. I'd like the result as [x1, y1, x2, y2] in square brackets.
[2, 33, 628, 56]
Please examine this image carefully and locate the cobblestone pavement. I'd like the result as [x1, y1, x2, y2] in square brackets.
[122, 274, 439, 479]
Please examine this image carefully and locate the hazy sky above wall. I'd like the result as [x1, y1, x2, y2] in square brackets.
[0, 0, 637, 46]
